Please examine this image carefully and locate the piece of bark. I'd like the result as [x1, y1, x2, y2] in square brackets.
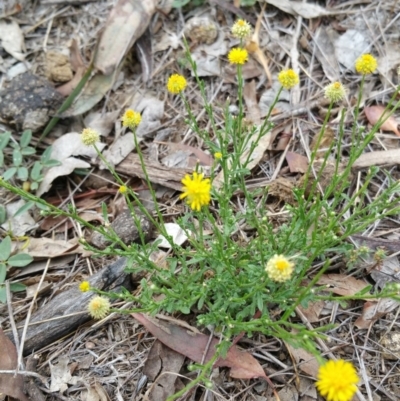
[11, 258, 130, 356]
[89, 208, 153, 249]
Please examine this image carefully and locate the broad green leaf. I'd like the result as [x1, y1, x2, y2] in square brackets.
[0, 287, 6, 303]
[8, 253, 33, 267]
[3, 167, 17, 181]
[41, 146, 52, 163]
[10, 283, 26, 292]
[0, 236, 11, 261]
[30, 161, 42, 181]
[0, 132, 11, 150]
[12, 148, 22, 167]
[20, 130, 32, 148]
[0, 150, 4, 167]
[31, 182, 39, 191]
[0, 263, 6, 282]
[17, 166, 29, 181]
[14, 201, 35, 217]
[21, 146, 36, 156]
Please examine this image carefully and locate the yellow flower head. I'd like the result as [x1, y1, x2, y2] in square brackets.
[265, 254, 294, 282]
[79, 281, 90, 292]
[278, 69, 299, 89]
[119, 185, 127, 194]
[214, 152, 222, 160]
[88, 296, 111, 320]
[324, 82, 346, 103]
[122, 109, 141, 130]
[228, 48, 248, 65]
[180, 172, 211, 212]
[81, 128, 100, 146]
[355, 54, 377, 75]
[167, 74, 187, 94]
[231, 19, 252, 39]
[316, 360, 359, 401]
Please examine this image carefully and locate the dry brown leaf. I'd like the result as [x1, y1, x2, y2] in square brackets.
[265, 0, 336, 18]
[317, 274, 368, 296]
[297, 300, 325, 323]
[157, 142, 213, 167]
[355, 299, 399, 329]
[286, 151, 308, 173]
[94, 0, 157, 75]
[0, 328, 30, 401]
[132, 313, 273, 383]
[244, 80, 261, 125]
[143, 340, 185, 401]
[364, 105, 400, 137]
[310, 127, 335, 159]
[285, 343, 319, 377]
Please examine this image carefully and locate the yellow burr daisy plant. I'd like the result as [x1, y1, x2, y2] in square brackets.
[278, 69, 299, 90]
[122, 109, 142, 130]
[316, 359, 359, 401]
[167, 74, 187, 94]
[228, 48, 248, 65]
[88, 296, 111, 320]
[265, 255, 294, 282]
[355, 54, 377, 75]
[81, 128, 100, 146]
[79, 281, 90, 292]
[231, 19, 252, 39]
[324, 82, 346, 103]
[119, 185, 128, 194]
[180, 171, 211, 212]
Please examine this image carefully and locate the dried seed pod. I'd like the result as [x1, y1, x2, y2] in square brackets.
[183, 17, 219, 45]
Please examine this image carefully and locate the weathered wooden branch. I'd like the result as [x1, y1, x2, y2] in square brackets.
[12, 258, 130, 356]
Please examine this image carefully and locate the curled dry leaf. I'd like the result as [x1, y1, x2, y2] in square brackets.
[364, 105, 400, 137]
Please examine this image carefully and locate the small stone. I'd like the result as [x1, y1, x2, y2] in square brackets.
[45, 51, 73, 83]
[184, 17, 219, 45]
[0, 72, 64, 133]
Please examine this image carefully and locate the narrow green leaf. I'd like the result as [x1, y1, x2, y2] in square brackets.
[14, 201, 35, 217]
[0, 237, 11, 261]
[0, 151, 4, 167]
[0, 263, 6, 282]
[8, 253, 33, 267]
[0, 287, 6, 303]
[43, 159, 61, 168]
[35, 202, 50, 211]
[0, 205, 6, 225]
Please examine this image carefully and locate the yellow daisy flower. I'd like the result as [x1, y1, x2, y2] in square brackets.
[81, 128, 100, 146]
[214, 152, 222, 160]
[265, 254, 294, 282]
[231, 20, 252, 39]
[316, 360, 359, 401]
[324, 82, 346, 103]
[180, 172, 211, 212]
[167, 74, 187, 94]
[79, 281, 90, 292]
[278, 69, 299, 89]
[88, 296, 111, 320]
[228, 48, 248, 65]
[355, 54, 377, 75]
[122, 109, 141, 130]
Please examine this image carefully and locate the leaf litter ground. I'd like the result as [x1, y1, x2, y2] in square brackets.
[1, 0, 400, 400]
